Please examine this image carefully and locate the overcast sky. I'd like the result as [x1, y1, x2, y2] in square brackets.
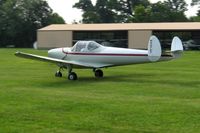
[46, 0, 198, 24]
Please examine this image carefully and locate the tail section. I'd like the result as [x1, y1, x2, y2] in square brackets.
[147, 36, 183, 62]
[171, 36, 183, 59]
[148, 36, 161, 62]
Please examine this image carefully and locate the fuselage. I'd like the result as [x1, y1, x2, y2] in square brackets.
[48, 46, 172, 68]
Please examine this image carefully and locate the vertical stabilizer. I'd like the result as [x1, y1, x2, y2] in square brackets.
[148, 36, 161, 62]
[171, 36, 183, 58]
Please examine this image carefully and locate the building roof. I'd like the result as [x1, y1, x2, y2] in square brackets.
[38, 22, 200, 31]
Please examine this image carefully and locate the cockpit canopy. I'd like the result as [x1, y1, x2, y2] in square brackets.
[71, 41, 102, 52]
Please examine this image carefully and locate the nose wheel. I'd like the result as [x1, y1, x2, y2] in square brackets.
[94, 69, 103, 78]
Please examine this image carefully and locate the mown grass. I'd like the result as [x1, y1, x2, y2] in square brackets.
[0, 48, 199, 133]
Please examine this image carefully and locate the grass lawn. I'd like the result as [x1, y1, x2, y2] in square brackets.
[0, 48, 199, 133]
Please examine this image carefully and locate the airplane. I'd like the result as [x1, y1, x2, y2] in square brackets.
[15, 35, 183, 80]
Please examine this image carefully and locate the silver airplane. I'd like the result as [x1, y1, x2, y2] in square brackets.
[15, 36, 183, 80]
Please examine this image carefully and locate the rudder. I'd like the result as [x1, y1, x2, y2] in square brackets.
[171, 36, 183, 58]
[148, 36, 161, 62]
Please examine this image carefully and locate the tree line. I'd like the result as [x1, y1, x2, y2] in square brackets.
[0, 0, 65, 48]
[73, 0, 200, 23]
[1, 0, 200, 48]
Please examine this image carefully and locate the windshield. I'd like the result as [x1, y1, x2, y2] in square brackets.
[72, 41, 87, 52]
[87, 41, 100, 51]
[72, 41, 101, 52]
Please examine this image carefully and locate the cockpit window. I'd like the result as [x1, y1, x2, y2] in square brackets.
[72, 41, 87, 52]
[75, 43, 86, 52]
[71, 41, 101, 52]
[87, 41, 100, 51]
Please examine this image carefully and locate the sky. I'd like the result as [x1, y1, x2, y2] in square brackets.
[46, 0, 198, 24]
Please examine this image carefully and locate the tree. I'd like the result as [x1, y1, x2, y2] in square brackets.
[150, 2, 172, 22]
[0, 0, 65, 48]
[73, 0, 189, 23]
[162, 0, 189, 22]
[0, 0, 21, 47]
[73, 0, 94, 11]
[48, 13, 65, 24]
[95, 0, 116, 23]
[118, 0, 150, 16]
[74, 0, 117, 23]
[191, 0, 200, 6]
[189, 9, 200, 21]
[73, 0, 98, 23]
[164, 0, 187, 12]
[189, 0, 200, 22]
[73, 0, 151, 23]
[82, 11, 100, 23]
[131, 1, 188, 22]
[190, 16, 200, 21]
[130, 5, 151, 22]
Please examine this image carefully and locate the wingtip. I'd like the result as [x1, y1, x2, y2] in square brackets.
[15, 51, 21, 56]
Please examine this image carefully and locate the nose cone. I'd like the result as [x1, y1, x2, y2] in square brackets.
[48, 49, 56, 58]
[48, 48, 63, 59]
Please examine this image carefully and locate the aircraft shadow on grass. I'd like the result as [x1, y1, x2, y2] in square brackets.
[38, 72, 199, 90]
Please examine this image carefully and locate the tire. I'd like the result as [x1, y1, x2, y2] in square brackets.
[68, 72, 77, 80]
[95, 70, 103, 78]
[55, 71, 62, 77]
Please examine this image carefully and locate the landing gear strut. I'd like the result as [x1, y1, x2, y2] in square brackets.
[67, 65, 78, 80]
[55, 66, 78, 80]
[55, 67, 63, 77]
[55, 67, 104, 80]
[94, 69, 103, 78]
[55, 71, 62, 77]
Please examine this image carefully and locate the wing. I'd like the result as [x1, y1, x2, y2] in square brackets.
[15, 51, 111, 68]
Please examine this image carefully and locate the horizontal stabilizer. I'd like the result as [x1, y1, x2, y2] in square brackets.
[148, 36, 161, 62]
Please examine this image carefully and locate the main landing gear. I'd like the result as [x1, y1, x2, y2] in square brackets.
[55, 67, 104, 80]
[55, 65, 78, 81]
[93, 69, 103, 78]
[68, 72, 77, 80]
